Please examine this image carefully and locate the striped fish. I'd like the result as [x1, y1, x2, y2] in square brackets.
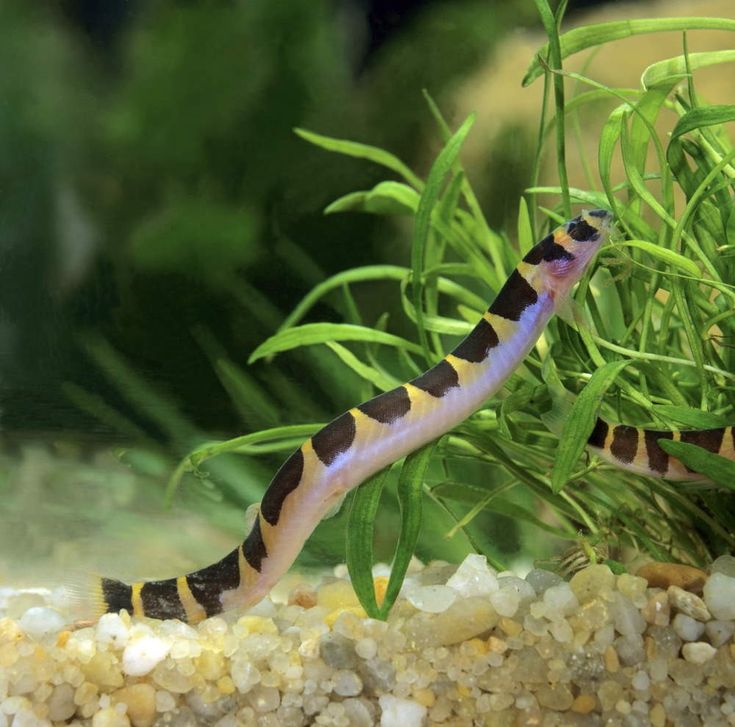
[587, 419, 735, 480]
[85, 210, 613, 623]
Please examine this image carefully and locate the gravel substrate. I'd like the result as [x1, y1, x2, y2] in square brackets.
[1, 555, 735, 726]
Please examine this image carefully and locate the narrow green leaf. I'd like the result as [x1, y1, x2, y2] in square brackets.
[279, 265, 407, 332]
[345, 467, 392, 619]
[294, 128, 423, 189]
[617, 239, 700, 276]
[670, 105, 735, 142]
[551, 359, 632, 493]
[379, 441, 438, 618]
[643, 50, 735, 90]
[412, 114, 476, 363]
[524, 18, 735, 86]
[325, 341, 401, 392]
[248, 323, 423, 364]
[652, 405, 729, 430]
[325, 181, 420, 216]
[517, 197, 533, 258]
[658, 439, 735, 492]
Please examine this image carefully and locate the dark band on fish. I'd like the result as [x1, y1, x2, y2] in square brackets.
[261, 449, 304, 526]
[140, 580, 187, 621]
[610, 424, 638, 464]
[452, 317, 499, 363]
[646, 430, 672, 474]
[101, 578, 133, 613]
[523, 234, 575, 265]
[587, 418, 609, 449]
[311, 411, 357, 466]
[187, 547, 241, 617]
[568, 218, 598, 242]
[488, 270, 539, 322]
[243, 517, 268, 572]
[358, 386, 412, 424]
[411, 359, 460, 398]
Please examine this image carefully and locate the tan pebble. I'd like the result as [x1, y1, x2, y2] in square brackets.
[487, 636, 508, 654]
[56, 630, 72, 648]
[731, 643, 735, 659]
[498, 617, 522, 637]
[536, 684, 573, 711]
[571, 694, 597, 714]
[636, 562, 706, 593]
[113, 684, 155, 727]
[288, 585, 317, 609]
[413, 687, 436, 707]
[650, 702, 666, 727]
[682, 641, 717, 664]
[667, 585, 711, 621]
[196, 651, 226, 681]
[217, 676, 235, 695]
[603, 645, 619, 673]
[316, 580, 361, 610]
[235, 616, 278, 635]
[324, 606, 366, 627]
[373, 576, 389, 606]
[74, 682, 99, 706]
[569, 565, 615, 603]
[92, 706, 131, 727]
[645, 635, 656, 660]
[642, 592, 670, 626]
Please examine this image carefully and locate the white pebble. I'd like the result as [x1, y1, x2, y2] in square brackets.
[549, 619, 573, 643]
[609, 592, 646, 637]
[706, 620, 735, 647]
[379, 695, 427, 727]
[704, 573, 735, 620]
[18, 607, 65, 639]
[96, 613, 130, 647]
[445, 554, 498, 597]
[543, 584, 579, 619]
[155, 691, 176, 712]
[47, 684, 75, 721]
[355, 638, 378, 660]
[231, 659, 261, 692]
[406, 585, 456, 613]
[121, 635, 171, 676]
[712, 554, 735, 578]
[672, 613, 705, 642]
[333, 670, 363, 697]
[490, 589, 520, 618]
[497, 576, 536, 602]
[631, 670, 650, 691]
[682, 641, 717, 664]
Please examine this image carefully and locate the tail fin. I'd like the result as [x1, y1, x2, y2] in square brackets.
[62, 572, 110, 622]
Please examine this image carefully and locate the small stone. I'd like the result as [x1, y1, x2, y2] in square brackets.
[445, 554, 498, 597]
[616, 574, 648, 606]
[18, 607, 66, 639]
[641, 592, 670, 626]
[525, 569, 563, 594]
[571, 694, 596, 714]
[431, 597, 498, 645]
[319, 632, 357, 669]
[569, 565, 615, 603]
[682, 641, 717, 664]
[91, 707, 131, 727]
[672, 613, 705, 642]
[667, 585, 711, 621]
[246, 685, 280, 713]
[636, 562, 706, 592]
[230, 659, 261, 693]
[543, 584, 579, 619]
[711, 554, 735, 578]
[378, 695, 427, 727]
[536, 684, 573, 711]
[333, 669, 363, 697]
[609, 592, 646, 636]
[47, 684, 76, 722]
[113, 684, 156, 727]
[405, 585, 456, 613]
[650, 703, 667, 727]
[703, 572, 735, 620]
[603, 645, 619, 673]
[96, 613, 130, 647]
[121, 635, 170, 676]
[316, 580, 361, 611]
[705, 619, 735, 647]
[489, 589, 520, 618]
